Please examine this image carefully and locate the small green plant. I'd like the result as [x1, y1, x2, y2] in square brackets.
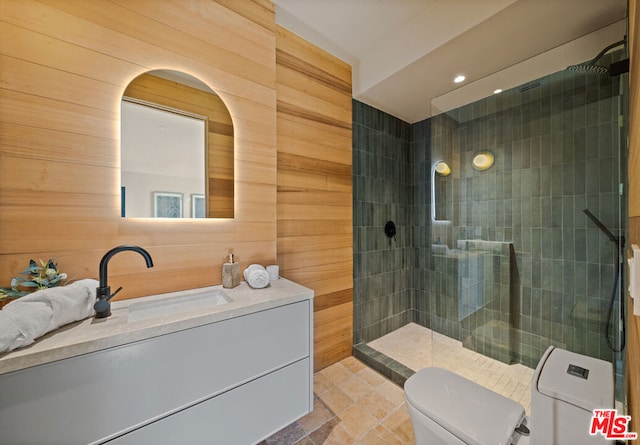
[0, 259, 69, 302]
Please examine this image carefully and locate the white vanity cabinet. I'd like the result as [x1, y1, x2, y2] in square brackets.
[0, 298, 313, 445]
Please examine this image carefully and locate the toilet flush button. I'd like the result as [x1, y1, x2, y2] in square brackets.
[567, 364, 589, 379]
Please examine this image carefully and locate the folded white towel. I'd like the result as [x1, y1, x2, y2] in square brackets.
[0, 278, 98, 353]
[243, 264, 270, 289]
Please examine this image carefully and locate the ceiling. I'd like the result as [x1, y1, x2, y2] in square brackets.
[273, 0, 627, 123]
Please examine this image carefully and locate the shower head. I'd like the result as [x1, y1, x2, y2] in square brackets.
[566, 38, 626, 76]
[566, 63, 609, 75]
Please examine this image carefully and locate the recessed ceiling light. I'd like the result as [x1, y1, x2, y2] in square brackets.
[454, 75, 466, 83]
[493, 88, 503, 94]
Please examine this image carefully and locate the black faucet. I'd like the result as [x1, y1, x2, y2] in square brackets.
[94, 245, 154, 318]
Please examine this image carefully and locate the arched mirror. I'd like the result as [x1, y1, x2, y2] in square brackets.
[121, 70, 234, 219]
[432, 161, 451, 222]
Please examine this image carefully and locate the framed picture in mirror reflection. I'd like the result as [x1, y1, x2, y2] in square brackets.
[191, 194, 205, 218]
[153, 192, 183, 218]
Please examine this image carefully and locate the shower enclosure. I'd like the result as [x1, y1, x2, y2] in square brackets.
[353, 42, 628, 403]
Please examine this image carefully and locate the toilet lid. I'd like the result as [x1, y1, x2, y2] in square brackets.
[405, 367, 525, 445]
[536, 347, 613, 411]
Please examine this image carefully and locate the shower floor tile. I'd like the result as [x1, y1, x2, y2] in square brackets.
[368, 322, 534, 413]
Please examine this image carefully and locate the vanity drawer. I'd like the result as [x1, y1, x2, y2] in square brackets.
[108, 358, 311, 445]
[0, 300, 311, 445]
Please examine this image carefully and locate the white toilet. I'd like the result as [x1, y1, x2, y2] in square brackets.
[404, 346, 614, 444]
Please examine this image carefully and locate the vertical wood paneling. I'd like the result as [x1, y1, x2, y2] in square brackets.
[0, 0, 277, 300]
[628, 0, 639, 432]
[276, 26, 353, 371]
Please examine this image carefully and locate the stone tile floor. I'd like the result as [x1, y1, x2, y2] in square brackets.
[263, 322, 535, 445]
[261, 356, 415, 445]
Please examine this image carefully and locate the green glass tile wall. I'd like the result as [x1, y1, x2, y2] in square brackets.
[411, 118, 433, 330]
[353, 100, 413, 343]
[426, 53, 625, 367]
[353, 50, 626, 370]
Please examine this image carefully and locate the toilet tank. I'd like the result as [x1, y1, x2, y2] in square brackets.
[530, 346, 614, 445]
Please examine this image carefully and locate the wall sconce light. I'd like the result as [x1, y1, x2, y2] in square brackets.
[435, 161, 451, 176]
[472, 151, 494, 171]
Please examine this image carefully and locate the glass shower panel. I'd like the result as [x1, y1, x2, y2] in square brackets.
[427, 48, 627, 408]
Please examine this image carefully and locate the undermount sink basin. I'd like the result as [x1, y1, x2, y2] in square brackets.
[128, 289, 232, 322]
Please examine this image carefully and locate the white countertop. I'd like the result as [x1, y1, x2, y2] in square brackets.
[0, 278, 313, 375]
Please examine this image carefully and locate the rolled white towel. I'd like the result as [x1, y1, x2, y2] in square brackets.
[243, 264, 270, 289]
[0, 278, 98, 353]
[0, 301, 52, 352]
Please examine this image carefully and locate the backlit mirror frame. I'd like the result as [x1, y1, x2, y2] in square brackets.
[121, 69, 234, 219]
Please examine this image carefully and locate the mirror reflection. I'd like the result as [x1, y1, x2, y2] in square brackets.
[433, 161, 451, 222]
[121, 70, 234, 219]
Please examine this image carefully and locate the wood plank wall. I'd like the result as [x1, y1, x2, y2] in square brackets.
[1, 0, 355, 372]
[628, 0, 640, 433]
[0, 0, 278, 300]
[123, 72, 234, 218]
[275, 26, 353, 371]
